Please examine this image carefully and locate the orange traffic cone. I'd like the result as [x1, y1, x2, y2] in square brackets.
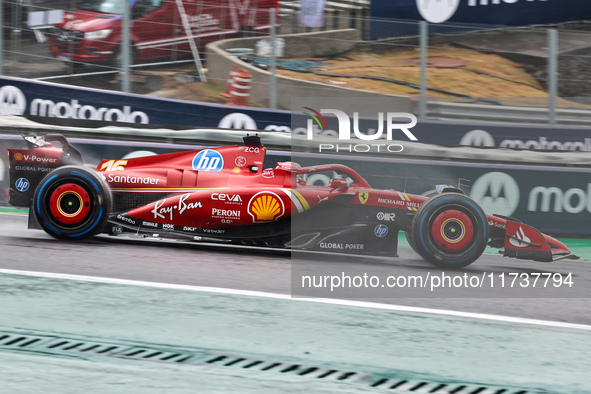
[220, 64, 240, 99]
[227, 68, 252, 106]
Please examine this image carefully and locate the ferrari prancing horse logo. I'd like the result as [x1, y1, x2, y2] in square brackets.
[358, 192, 369, 204]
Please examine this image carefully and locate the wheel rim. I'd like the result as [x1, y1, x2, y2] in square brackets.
[48, 183, 92, 225]
[430, 209, 474, 253]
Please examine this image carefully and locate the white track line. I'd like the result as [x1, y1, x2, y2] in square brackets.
[1, 268, 590, 331]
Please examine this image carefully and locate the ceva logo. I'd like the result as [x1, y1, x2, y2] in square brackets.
[470, 172, 520, 216]
[192, 150, 224, 172]
[0, 85, 27, 116]
[417, 0, 461, 23]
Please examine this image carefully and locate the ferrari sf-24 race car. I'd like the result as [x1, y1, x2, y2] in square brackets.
[7, 134, 578, 268]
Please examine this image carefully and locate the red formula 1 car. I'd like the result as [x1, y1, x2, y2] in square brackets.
[7, 134, 578, 268]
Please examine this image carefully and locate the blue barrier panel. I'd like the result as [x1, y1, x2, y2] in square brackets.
[369, 0, 591, 38]
[1, 76, 590, 152]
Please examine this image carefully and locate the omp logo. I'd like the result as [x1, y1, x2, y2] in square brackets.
[374, 224, 388, 237]
[248, 191, 285, 223]
[528, 184, 591, 214]
[192, 150, 224, 172]
[377, 212, 396, 221]
[30, 99, 148, 124]
[509, 226, 531, 248]
[0, 85, 26, 116]
[470, 172, 520, 216]
[460, 129, 495, 147]
[218, 113, 257, 130]
[15, 177, 29, 192]
[416, 0, 461, 23]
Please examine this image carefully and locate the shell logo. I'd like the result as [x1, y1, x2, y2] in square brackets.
[14, 153, 23, 161]
[248, 191, 285, 223]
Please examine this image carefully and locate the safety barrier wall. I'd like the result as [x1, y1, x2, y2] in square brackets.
[1, 76, 590, 153]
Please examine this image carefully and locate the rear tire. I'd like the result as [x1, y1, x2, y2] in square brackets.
[33, 166, 111, 240]
[411, 193, 488, 269]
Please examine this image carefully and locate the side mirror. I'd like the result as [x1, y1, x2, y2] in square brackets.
[329, 178, 348, 190]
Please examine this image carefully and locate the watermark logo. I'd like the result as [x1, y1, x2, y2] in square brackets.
[192, 150, 224, 172]
[470, 172, 520, 216]
[0, 85, 26, 116]
[417, 0, 461, 24]
[303, 108, 418, 153]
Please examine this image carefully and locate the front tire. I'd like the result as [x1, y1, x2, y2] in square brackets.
[33, 166, 111, 240]
[411, 193, 488, 269]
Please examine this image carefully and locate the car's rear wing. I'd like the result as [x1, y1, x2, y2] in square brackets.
[7, 134, 83, 207]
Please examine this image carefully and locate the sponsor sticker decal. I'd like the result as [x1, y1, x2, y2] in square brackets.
[192, 150, 224, 172]
[15, 177, 30, 192]
[358, 192, 369, 204]
[509, 226, 531, 248]
[235, 156, 247, 167]
[248, 191, 285, 223]
[374, 224, 388, 238]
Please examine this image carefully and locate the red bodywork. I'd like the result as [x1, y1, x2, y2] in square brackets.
[93, 142, 573, 261]
[8, 134, 576, 265]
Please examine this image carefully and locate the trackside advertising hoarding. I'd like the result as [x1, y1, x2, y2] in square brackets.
[0, 76, 590, 152]
[370, 0, 591, 38]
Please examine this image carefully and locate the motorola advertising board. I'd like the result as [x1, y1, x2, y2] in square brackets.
[1, 76, 590, 153]
[0, 76, 290, 131]
[370, 0, 591, 39]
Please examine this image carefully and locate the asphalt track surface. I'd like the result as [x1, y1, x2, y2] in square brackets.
[1, 212, 591, 325]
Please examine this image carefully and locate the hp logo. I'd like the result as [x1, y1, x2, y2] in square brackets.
[15, 177, 30, 192]
[374, 224, 389, 238]
[192, 150, 224, 172]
